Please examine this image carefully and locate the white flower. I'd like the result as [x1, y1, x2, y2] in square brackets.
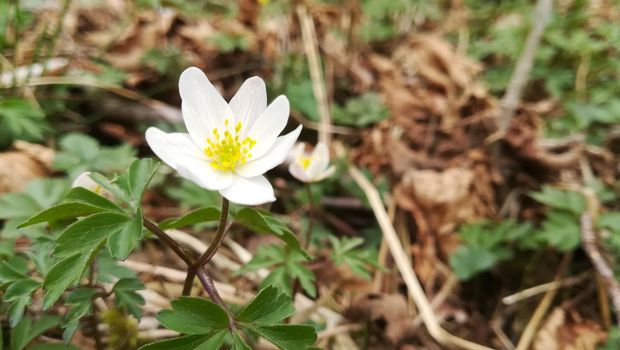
[288, 142, 335, 183]
[145, 67, 302, 205]
[72, 172, 108, 195]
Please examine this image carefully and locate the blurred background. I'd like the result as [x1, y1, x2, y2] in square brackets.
[1, 0, 620, 349]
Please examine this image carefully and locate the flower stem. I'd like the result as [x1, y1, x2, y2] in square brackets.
[143, 215, 231, 314]
[182, 198, 230, 296]
[303, 185, 315, 250]
[143, 219, 195, 266]
[88, 261, 104, 350]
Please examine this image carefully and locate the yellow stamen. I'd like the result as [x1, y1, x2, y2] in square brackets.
[299, 156, 312, 170]
[204, 121, 255, 171]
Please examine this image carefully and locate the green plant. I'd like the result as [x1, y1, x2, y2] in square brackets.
[0, 99, 47, 148]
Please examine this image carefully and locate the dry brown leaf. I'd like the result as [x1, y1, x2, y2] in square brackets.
[533, 308, 607, 350]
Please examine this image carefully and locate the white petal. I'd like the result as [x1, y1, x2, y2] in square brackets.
[179, 67, 232, 148]
[145, 127, 203, 170]
[307, 143, 330, 178]
[287, 142, 306, 164]
[72, 172, 98, 189]
[247, 95, 290, 159]
[315, 165, 336, 182]
[219, 175, 275, 205]
[289, 163, 310, 182]
[229, 76, 266, 133]
[236, 125, 302, 178]
[176, 159, 234, 191]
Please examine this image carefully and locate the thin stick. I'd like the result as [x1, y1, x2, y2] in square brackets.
[348, 166, 493, 350]
[502, 271, 590, 305]
[514, 253, 572, 350]
[297, 4, 332, 146]
[498, 0, 553, 132]
[581, 213, 620, 328]
[196, 268, 236, 330]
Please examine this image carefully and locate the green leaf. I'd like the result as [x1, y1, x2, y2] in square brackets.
[252, 325, 317, 350]
[19, 201, 109, 228]
[232, 332, 251, 350]
[42, 254, 91, 309]
[0, 260, 29, 284]
[598, 212, 620, 233]
[62, 288, 98, 341]
[449, 245, 502, 280]
[4, 279, 39, 301]
[107, 212, 143, 260]
[157, 297, 230, 334]
[119, 158, 159, 208]
[0, 98, 46, 147]
[138, 334, 222, 350]
[529, 186, 585, 215]
[235, 208, 305, 256]
[236, 286, 295, 324]
[538, 210, 581, 251]
[10, 315, 61, 350]
[159, 207, 221, 230]
[54, 213, 131, 258]
[29, 344, 79, 350]
[113, 278, 145, 318]
[64, 187, 124, 212]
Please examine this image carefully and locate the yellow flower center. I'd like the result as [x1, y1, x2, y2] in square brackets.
[204, 119, 256, 171]
[299, 156, 312, 170]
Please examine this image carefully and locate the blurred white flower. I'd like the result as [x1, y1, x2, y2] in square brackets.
[72, 172, 106, 195]
[288, 142, 335, 183]
[145, 67, 302, 205]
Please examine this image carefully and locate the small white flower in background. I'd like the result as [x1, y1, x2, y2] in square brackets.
[72, 172, 106, 195]
[288, 142, 335, 183]
[145, 67, 302, 206]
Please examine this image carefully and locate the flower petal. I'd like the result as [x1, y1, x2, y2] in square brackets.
[229, 76, 266, 134]
[289, 162, 310, 182]
[307, 143, 330, 179]
[247, 95, 290, 159]
[316, 165, 336, 182]
[176, 160, 234, 191]
[145, 127, 203, 170]
[179, 67, 232, 148]
[219, 175, 275, 205]
[236, 125, 302, 178]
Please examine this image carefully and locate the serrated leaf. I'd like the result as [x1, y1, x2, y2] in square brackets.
[159, 207, 221, 230]
[530, 186, 585, 215]
[63, 288, 98, 341]
[54, 212, 131, 258]
[42, 254, 90, 309]
[4, 279, 39, 301]
[232, 332, 251, 350]
[138, 334, 221, 350]
[107, 212, 143, 260]
[235, 208, 305, 256]
[157, 297, 230, 334]
[598, 212, 620, 233]
[90, 172, 131, 203]
[252, 325, 317, 350]
[449, 245, 501, 281]
[64, 187, 124, 212]
[113, 278, 145, 318]
[8, 297, 29, 327]
[236, 286, 294, 324]
[0, 260, 29, 284]
[119, 158, 159, 208]
[19, 201, 109, 228]
[10, 315, 61, 350]
[538, 210, 581, 251]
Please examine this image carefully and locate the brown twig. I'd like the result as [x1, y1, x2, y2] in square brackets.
[498, 0, 553, 132]
[514, 253, 572, 350]
[581, 213, 620, 328]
